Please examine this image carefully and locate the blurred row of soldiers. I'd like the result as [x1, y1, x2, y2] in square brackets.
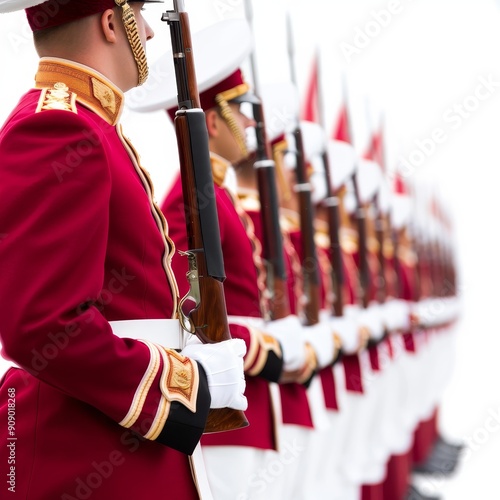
[129, 16, 463, 500]
[0, 2, 462, 499]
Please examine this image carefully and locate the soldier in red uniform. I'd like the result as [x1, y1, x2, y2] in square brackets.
[128, 19, 312, 500]
[0, 2, 247, 499]
[236, 88, 334, 499]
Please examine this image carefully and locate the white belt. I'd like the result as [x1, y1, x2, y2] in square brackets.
[227, 315, 265, 329]
[110, 319, 185, 349]
[0, 319, 186, 376]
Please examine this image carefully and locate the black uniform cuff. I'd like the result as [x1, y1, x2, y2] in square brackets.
[155, 364, 211, 455]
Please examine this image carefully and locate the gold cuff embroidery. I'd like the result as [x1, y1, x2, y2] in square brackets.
[119, 340, 161, 428]
[158, 346, 199, 413]
[243, 326, 260, 372]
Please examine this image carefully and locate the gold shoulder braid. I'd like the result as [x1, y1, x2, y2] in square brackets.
[210, 154, 229, 187]
[115, 0, 149, 86]
[36, 82, 77, 114]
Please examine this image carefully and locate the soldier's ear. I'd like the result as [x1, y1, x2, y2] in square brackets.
[205, 108, 220, 137]
[101, 8, 118, 44]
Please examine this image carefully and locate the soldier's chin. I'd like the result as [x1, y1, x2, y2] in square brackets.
[233, 149, 257, 170]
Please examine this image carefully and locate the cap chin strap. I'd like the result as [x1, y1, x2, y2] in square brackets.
[115, 0, 149, 86]
[215, 94, 249, 159]
[272, 138, 292, 203]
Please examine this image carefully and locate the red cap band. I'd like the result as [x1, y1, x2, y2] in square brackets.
[26, 0, 117, 31]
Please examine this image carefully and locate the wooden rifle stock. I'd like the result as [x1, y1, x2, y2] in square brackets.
[374, 194, 388, 304]
[285, 10, 320, 324]
[292, 126, 321, 325]
[352, 173, 370, 309]
[321, 150, 344, 318]
[251, 100, 291, 320]
[391, 226, 404, 300]
[163, 1, 248, 433]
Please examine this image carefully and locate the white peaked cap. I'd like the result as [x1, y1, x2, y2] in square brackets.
[328, 140, 357, 191]
[343, 182, 357, 214]
[391, 194, 412, 229]
[356, 158, 383, 204]
[377, 175, 392, 214]
[301, 121, 326, 206]
[284, 120, 326, 178]
[259, 82, 299, 143]
[310, 156, 327, 204]
[391, 171, 412, 229]
[127, 18, 253, 113]
[310, 138, 357, 205]
[300, 120, 326, 163]
[0, 0, 43, 12]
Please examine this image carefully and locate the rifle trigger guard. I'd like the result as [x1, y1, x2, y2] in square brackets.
[178, 250, 201, 335]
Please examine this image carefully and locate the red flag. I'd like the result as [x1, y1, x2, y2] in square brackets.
[393, 171, 408, 194]
[363, 127, 385, 169]
[332, 104, 352, 144]
[300, 56, 320, 123]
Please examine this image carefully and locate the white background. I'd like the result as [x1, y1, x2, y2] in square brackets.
[2, 1, 500, 497]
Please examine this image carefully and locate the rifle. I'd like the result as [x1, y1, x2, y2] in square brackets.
[244, 0, 290, 321]
[163, 0, 248, 433]
[303, 45, 344, 318]
[286, 16, 321, 326]
[352, 173, 370, 310]
[373, 193, 388, 304]
[321, 150, 345, 318]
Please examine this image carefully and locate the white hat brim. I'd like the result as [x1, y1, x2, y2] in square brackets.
[259, 82, 299, 142]
[357, 158, 382, 203]
[300, 120, 326, 163]
[127, 18, 253, 113]
[327, 140, 357, 191]
[0, 0, 44, 13]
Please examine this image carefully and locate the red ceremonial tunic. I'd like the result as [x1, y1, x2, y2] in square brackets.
[242, 202, 314, 428]
[161, 164, 281, 450]
[340, 228, 366, 393]
[0, 59, 210, 499]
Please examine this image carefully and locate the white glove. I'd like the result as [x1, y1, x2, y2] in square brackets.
[418, 296, 460, 326]
[358, 303, 385, 341]
[330, 315, 359, 354]
[301, 320, 335, 369]
[181, 337, 248, 411]
[383, 299, 411, 332]
[413, 298, 433, 327]
[264, 315, 306, 371]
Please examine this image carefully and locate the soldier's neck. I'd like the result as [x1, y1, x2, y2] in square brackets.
[234, 159, 257, 190]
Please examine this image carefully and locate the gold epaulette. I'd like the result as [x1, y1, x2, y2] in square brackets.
[237, 189, 261, 212]
[340, 227, 358, 254]
[398, 246, 418, 267]
[279, 208, 300, 232]
[36, 82, 77, 114]
[367, 236, 380, 254]
[315, 231, 330, 250]
[383, 238, 395, 259]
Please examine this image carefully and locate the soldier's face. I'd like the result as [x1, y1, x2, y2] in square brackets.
[217, 102, 255, 164]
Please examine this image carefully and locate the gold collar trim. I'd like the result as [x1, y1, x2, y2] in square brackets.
[280, 208, 300, 231]
[34, 58, 124, 126]
[210, 152, 231, 187]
